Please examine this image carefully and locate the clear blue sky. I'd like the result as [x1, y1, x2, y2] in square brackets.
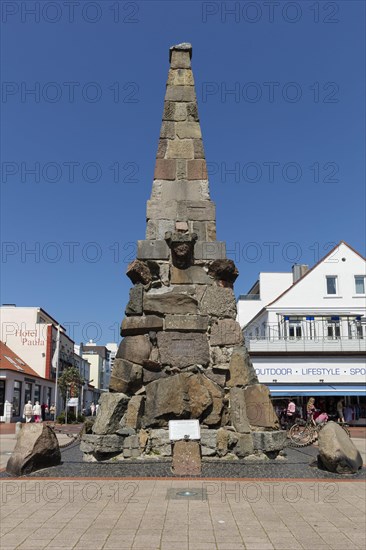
[1, 0, 365, 345]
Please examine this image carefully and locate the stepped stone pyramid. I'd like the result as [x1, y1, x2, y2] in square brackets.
[81, 44, 285, 461]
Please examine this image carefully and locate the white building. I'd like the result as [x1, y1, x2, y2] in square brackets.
[80, 341, 111, 391]
[0, 306, 75, 381]
[0, 341, 55, 423]
[74, 344, 100, 412]
[106, 342, 118, 380]
[237, 241, 366, 424]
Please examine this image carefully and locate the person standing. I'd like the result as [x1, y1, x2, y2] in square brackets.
[49, 404, 56, 421]
[90, 402, 95, 416]
[23, 401, 33, 423]
[41, 403, 47, 422]
[286, 399, 297, 426]
[95, 403, 100, 415]
[306, 397, 316, 421]
[337, 398, 345, 423]
[33, 401, 42, 423]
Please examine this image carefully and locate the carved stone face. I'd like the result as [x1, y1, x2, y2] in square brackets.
[165, 231, 197, 269]
[171, 242, 193, 268]
[173, 242, 191, 258]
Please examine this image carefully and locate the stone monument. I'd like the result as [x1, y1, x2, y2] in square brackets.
[81, 43, 286, 462]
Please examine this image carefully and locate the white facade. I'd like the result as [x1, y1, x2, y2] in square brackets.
[237, 242, 366, 422]
[106, 342, 118, 384]
[0, 306, 74, 380]
[237, 272, 293, 328]
[0, 341, 55, 423]
[81, 341, 111, 391]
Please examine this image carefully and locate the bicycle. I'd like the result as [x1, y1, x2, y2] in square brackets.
[288, 417, 350, 447]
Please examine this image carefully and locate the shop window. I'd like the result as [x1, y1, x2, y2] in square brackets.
[13, 381, 21, 416]
[46, 387, 52, 407]
[24, 382, 32, 404]
[34, 384, 41, 403]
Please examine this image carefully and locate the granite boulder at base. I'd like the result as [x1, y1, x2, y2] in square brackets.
[81, 43, 285, 462]
[317, 421, 363, 474]
[6, 424, 61, 476]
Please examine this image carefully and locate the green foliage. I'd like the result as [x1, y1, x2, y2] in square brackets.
[56, 411, 85, 424]
[58, 367, 84, 401]
[56, 412, 66, 424]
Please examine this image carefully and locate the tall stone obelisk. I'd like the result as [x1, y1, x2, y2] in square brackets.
[82, 44, 284, 462]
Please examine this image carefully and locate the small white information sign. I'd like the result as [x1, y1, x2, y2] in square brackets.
[169, 420, 201, 441]
[67, 398, 78, 407]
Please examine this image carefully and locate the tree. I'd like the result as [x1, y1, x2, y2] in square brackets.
[58, 367, 84, 401]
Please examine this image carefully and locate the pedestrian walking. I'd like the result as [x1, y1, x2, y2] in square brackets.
[41, 403, 47, 421]
[33, 401, 42, 422]
[23, 401, 33, 423]
[90, 402, 96, 416]
[95, 403, 100, 415]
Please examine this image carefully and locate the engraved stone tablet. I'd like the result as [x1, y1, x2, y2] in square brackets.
[172, 439, 202, 476]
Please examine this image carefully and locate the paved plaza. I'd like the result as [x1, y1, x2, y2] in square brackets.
[1, 425, 365, 550]
[1, 478, 365, 550]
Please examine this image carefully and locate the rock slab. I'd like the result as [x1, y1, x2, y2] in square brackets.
[244, 384, 279, 428]
[6, 424, 61, 476]
[318, 421, 362, 474]
[92, 393, 130, 435]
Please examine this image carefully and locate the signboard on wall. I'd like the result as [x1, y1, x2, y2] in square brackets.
[253, 358, 366, 384]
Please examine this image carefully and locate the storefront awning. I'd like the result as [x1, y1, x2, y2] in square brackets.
[267, 384, 366, 397]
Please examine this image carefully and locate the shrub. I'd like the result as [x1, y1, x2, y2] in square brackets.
[56, 411, 85, 424]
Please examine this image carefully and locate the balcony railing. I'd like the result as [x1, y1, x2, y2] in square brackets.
[246, 337, 366, 353]
[238, 294, 260, 301]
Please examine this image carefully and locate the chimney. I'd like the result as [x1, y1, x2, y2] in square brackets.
[292, 264, 309, 283]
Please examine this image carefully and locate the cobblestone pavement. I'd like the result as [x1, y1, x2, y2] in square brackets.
[0, 478, 365, 550]
[1, 441, 365, 480]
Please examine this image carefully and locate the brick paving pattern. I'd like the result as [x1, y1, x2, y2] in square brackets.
[0, 479, 365, 549]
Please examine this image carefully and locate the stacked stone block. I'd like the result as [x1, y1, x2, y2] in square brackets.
[81, 44, 283, 462]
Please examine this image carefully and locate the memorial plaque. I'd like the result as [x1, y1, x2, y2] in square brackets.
[157, 332, 210, 368]
[169, 419, 200, 441]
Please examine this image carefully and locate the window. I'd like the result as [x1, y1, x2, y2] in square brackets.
[289, 320, 302, 339]
[46, 387, 52, 407]
[13, 381, 21, 416]
[24, 382, 32, 404]
[327, 317, 340, 339]
[355, 275, 365, 295]
[34, 384, 41, 403]
[326, 276, 337, 295]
